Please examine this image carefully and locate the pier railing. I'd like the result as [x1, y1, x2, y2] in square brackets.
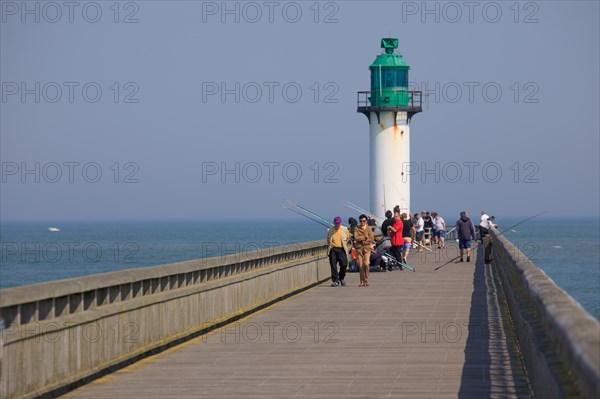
[488, 226, 600, 398]
[0, 240, 329, 399]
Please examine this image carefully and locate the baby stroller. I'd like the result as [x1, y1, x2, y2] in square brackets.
[375, 236, 402, 270]
[349, 242, 386, 273]
[369, 250, 385, 272]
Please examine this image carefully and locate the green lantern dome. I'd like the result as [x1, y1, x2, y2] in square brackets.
[369, 38, 410, 107]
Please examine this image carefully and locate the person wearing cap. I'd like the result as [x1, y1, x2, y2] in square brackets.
[326, 216, 351, 287]
[479, 211, 490, 243]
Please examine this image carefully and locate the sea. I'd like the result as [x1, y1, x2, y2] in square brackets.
[1, 217, 598, 321]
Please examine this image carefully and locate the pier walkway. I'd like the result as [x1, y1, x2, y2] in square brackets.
[62, 246, 531, 399]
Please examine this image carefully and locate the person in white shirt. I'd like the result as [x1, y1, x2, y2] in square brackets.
[414, 213, 425, 252]
[433, 214, 446, 249]
[479, 211, 490, 243]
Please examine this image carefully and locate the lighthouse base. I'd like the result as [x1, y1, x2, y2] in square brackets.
[369, 111, 410, 220]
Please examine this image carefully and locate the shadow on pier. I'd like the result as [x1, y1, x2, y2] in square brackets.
[459, 246, 530, 398]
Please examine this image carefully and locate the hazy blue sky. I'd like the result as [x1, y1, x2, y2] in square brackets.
[1, 0, 599, 222]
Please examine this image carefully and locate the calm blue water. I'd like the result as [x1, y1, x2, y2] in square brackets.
[1, 218, 598, 320]
[0, 220, 325, 289]
[497, 217, 599, 321]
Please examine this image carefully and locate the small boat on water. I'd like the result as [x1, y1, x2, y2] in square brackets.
[48, 227, 60, 232]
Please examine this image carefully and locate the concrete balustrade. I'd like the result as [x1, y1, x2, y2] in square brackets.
[488, 227, 600, 398]
[0, 240, 329, 399]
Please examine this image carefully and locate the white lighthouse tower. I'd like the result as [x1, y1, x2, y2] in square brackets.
[357, 38, 423, 220]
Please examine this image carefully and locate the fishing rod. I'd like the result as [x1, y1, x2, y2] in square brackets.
[412, 241, 432, 252]
[434, 210, 549, 271]
[343, 201, 366, 216]
[496, 213, 548, 235]
[383, 252, 415, 272]
[344, 202, 369, 218]
[287, 201, 333, 227]
[344, 201, 384, 223]
[282, 205, 331, 228]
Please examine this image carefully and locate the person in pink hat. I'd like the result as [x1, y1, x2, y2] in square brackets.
[325, 216, 351, 286]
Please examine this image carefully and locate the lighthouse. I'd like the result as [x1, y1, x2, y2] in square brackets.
[357, 38, 423, 220]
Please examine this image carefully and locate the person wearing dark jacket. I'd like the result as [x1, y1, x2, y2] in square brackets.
[348, 217, 358, 236]
[455, 211, 476, 262]
[423, 212, 434, 244]
[380, 210, 394, 237]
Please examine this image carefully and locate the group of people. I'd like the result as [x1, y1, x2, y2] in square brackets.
[325, 214, 375, 287]
[383, 210, 448, 250]
[325, 209, 494, 287]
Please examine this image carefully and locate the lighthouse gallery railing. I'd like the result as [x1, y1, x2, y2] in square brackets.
[357, 90, 423, 109]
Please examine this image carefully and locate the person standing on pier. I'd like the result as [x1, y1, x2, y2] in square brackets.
[387, 208, 404, 269]
[348, 217, 358, 236]
[354, 214, 375, 286]
[434, 213, 447, 249]
[423, 212, 434, 245]
[381, 210, 394, 237]
[455, 211, 476, 262]
[425, 211, 437, 245]
[401, 213, 415, 264]
[479, 211, 490, 243]
[326, 216, 351, 287]
[414, 213, 425, 251]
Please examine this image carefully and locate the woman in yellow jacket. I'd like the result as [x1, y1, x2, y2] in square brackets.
[353, 214, 375, 286]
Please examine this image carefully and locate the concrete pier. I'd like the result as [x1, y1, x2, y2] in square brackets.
[1, 228, 598, 398]
[61, 246, 530, 399]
